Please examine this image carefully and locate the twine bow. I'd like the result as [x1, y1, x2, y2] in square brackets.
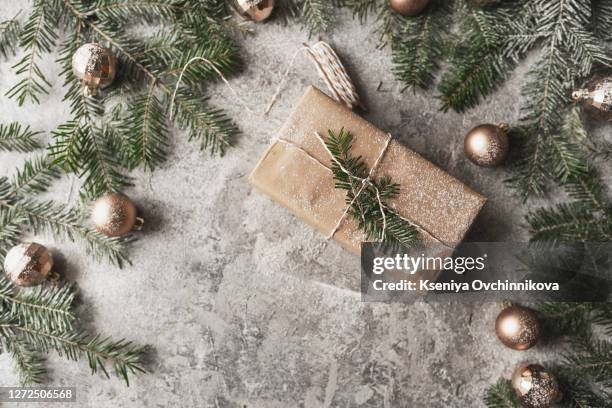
[312, 131, 391, 240]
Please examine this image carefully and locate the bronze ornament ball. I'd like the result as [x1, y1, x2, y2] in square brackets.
[233, 0, 275, 22]
[389, 0, 430, 17]
[72, 43, 117, 96]
[91, 192, 139, 237]
[495, 305, 540, 350]
[511, 364, 561, 408]
[464, 123, 509, 167]
[4, 242, 53, 286]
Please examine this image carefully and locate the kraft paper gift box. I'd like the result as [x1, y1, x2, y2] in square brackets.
[249, 86, 486, 256]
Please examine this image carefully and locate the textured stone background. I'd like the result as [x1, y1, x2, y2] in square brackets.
[0, 3, 603, 407]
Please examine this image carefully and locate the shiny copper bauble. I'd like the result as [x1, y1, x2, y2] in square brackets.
[4, 242, 53, 286]
[233, 0, 275, 22]
[511, 364, 561, 408]
[389, 0, 430, 16]
[495, 305, 540, 350]
[91, 192, 138, 237]
[72, 43, 117, 95]
[464, 123, 509, 167]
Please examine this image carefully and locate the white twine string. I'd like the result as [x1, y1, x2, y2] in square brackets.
[169, 56, 255, 120]
[170, 42, 363, 119]
[264, 46, 306, 115]
[265, 41, 364, 115]
[305, 42, 364, 110]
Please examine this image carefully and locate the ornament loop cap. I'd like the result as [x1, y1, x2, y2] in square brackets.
[572, 89, 590, 101]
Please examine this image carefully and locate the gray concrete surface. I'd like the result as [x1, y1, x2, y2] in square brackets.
[1, 3, 606, 407]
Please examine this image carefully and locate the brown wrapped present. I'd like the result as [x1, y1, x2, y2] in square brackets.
[249, 86, 486, 255]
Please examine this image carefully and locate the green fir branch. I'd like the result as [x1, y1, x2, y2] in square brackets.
[126, 84, 169, 170]
[84, 0, 186, 25]
[506, 127, 549, 199]
[0, 274, 76, 332]
[302, 0, 337, 37]
[169, 89, 237, 155]
[593, 0, 612, 41]
[6, 337, 46, 385]
[0, 123, 42, 153]
[483, 379, 519, 408]
[325, 129, 418, 247]
[439, 2, 536, 112]
[564, 332, 612, 389]
[0, 320, 145, 386]
[0, 209, 27, 258]
[11, 155, 61, 195]
[0, 13, 22, 59]
[392, 0, 452, 91]
[344, 0, 380, 23]
[6, 0, 59, 105]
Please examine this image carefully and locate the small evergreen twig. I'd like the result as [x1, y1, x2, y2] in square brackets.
[0, 275, 146, 386]
[6, 337, 47, 385]
[325, 129, 418, 247]
[0, 13, 22, 59]
[483, 379, 519, 408]
[0, 122, 42, 153]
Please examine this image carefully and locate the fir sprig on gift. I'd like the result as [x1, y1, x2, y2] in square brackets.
[325, 129, 418, 247]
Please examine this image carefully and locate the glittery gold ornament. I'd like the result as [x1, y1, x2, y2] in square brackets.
[511, 364, 561, 408]
[91, 192, 141, 237]
[233, 0, 275, 22]
[389, 0, 430, 16]
[464, 123, 509, 167]
[3, 242, 53, 286]
[573, 77, 612, 112]
[72, 43, 117, 96]
[495, 305, 540, 350]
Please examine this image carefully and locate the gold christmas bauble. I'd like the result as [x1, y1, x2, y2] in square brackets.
[91, 192, 138, 237]
[389, 0, 430, 16]
[233, 0, 275, 22]
[3, 242, 53, 286]
[72, 43, 117, 96]
[511, 364, 561, 408]
[464, 123, 509, 167]
[573, 77, 612, 112]
[495, 305, 540, 350]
